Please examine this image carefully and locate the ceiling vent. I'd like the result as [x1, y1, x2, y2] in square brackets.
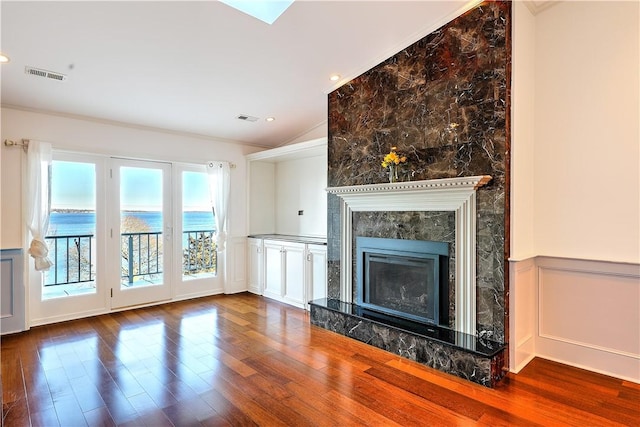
[237, 114, 259, 122]
[25, 66, 68, 82]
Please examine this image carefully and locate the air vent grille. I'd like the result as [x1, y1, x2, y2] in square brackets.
[25, 66, 68, 82]
[237, 114, 258, 122]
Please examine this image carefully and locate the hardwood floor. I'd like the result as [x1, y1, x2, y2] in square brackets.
[2, 293, 639, 426]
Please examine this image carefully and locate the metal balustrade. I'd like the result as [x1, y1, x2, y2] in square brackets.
[44, 230, 216, 286]
[121, 231, 163, 284]
[44, 234, 94, 286]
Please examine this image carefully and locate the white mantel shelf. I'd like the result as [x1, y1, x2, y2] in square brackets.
[327, 175, 492, 335]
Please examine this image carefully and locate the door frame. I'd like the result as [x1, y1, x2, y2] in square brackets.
[27, 151, 109, 326]
[172, 163, 224, 300]
[109, 158, 173, 309]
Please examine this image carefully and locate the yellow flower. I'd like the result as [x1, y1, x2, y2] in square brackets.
[381, 150, 407, 168]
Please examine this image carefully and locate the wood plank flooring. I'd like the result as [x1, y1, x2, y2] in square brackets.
[2, 293, 639, 426]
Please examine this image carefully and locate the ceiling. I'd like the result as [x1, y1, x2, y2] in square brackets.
[1, 1, 474, 149]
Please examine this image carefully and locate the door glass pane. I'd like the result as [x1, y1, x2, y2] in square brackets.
[182, 171, 216, 279]
[120, 166, 164, 288]
[45, 161, 97, 299]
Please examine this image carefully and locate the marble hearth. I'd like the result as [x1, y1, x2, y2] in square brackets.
[310, 299, 506, 387]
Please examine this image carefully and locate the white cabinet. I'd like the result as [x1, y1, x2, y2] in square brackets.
[282, 242, 306, 307]
[247, 238, 264, 295]
[262, 239, 306, 309]
[263, 240, 284, 300]
[306, 244, 327, 308]
[252, 238, 326, 310]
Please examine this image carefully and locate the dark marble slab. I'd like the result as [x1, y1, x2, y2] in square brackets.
[310, 298, 507, 388]
[326, 1, 511, 343]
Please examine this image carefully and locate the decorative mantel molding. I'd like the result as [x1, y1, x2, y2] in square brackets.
[327, 175, 492, 335]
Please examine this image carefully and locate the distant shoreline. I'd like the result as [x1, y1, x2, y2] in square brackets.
[51, 209, 94, 213]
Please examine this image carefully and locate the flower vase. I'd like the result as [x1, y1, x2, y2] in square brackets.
[388, 164, 398, 183]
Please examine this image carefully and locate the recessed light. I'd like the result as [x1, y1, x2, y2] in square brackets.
[0, 53, 10, 64]
[330, 74, 340, 81]
[265, 117, 275, 122]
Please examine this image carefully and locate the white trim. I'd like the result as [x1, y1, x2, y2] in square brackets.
[509, 257, 537, 373]
[327, 175, 491, 335]
[246, 137, 327, 162]
[537, 331, 640, 361]
[537, 261, 640, 360]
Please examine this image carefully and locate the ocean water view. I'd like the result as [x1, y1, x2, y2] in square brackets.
[44, 210, 216, 289]
[48, 210, 215, 236]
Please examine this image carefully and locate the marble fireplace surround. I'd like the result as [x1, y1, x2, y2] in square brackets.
[326, 175, 492, 335]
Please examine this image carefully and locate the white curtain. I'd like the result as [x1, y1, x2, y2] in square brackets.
[26, 141, 53, 271]
[206, 161, 231, 251]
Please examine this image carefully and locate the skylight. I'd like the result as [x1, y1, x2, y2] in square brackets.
[220, 0, 294, 25]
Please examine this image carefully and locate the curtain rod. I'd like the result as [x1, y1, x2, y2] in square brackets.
[4, 140, 238, 168]
[3, 139, 29, 151]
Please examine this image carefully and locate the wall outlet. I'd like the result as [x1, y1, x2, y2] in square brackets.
[298, 210, 304, 216]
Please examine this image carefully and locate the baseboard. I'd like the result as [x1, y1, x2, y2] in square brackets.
[30, 307, 110, 328]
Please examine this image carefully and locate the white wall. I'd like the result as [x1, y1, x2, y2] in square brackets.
[510, 1, 640, 383]
[248, 161, 276, 235]
[509, 0, 537, 371]
[247, 138, 328, 238]
[275, 154, 327, 237]
[534, 1, 639, 264]
[510, 0, 536, 261]
[0, 136, 23, 249]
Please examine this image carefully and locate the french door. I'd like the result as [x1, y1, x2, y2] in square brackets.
[30, 154, 220, 325]
[109, 159, 172, 309]
[29, 152, 108, 325]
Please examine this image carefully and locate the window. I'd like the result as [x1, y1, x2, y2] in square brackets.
[181, 170, 216, 279]
[44, 160, 97, 299]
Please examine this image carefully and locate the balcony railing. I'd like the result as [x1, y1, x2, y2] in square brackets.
[45, 234, 94, 286]
[44, 230, 216, 287]
[121, 231, 163, 285]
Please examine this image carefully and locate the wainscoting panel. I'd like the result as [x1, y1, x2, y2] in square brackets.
[536, 257, 640, 382]
[225, 236, 247, 294]
[509, 257, 537, 372]
[1, 248, 25, 335]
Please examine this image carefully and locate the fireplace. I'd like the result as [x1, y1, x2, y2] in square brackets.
[316, 177, 507, 388]
[356, 237, 449, 326]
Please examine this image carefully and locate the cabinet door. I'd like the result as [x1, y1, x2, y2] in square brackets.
[282, 242, 306, 308]
[247, 238, 263, 295]
[307, 244, 328, 305]
[263, 240, 283, 300]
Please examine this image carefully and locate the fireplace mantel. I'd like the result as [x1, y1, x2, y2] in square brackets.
[327, 175, 492, 335]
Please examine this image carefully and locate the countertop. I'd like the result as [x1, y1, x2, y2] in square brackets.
[248, 234, 327, 245]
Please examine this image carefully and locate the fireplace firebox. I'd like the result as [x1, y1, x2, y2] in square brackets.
[356, 237, 449, 326]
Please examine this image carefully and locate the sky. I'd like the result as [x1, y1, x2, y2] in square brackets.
[51, 161, 211, 211]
